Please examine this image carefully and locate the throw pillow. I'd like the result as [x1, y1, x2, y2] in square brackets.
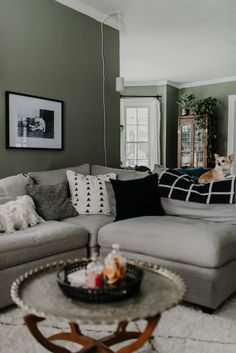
[161, 197, 236, 224]
[0, 195, 44, 233]
[91, 165, 149, 180]
[105, 180, 116, 216]
[27, 178, 77, 221]
[66, 171, 116, 215]
[153, 164, 167, 179]
[29, 163, 90, 185]
[110, 173, 165, 221]
[0, 174, 29, 205]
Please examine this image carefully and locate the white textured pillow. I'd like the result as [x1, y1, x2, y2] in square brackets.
[66, 171, 116, 215]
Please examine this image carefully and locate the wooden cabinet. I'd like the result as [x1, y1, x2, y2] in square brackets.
[177, 115, 208, 168]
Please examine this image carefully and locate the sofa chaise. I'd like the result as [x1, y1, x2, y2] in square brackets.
[0, 163, 236, 311]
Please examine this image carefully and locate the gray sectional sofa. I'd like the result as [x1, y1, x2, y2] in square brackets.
[0, 163, 236, 311]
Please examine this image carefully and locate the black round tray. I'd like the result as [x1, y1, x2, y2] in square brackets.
[57, 260, 144, 303]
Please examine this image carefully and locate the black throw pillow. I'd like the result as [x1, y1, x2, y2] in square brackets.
[27, 178, 78, 221]
[110, 173, 165, 221]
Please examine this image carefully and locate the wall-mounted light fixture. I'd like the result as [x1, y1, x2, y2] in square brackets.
[116, 77, 124, 92]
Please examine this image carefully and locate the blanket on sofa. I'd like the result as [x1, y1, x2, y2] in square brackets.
[159, 169, 236, 204]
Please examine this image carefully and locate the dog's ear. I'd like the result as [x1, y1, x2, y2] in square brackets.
[214, 153, 220, 160]
[229, 154, 234, 162]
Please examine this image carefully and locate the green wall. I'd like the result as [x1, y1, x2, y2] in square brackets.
[166, 85, 179, 167]
[180, 81, 236, 155]
[122, 84, 178, 167]
[0, 0, 120, 178]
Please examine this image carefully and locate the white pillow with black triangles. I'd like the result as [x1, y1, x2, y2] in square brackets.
[66, 170, 116, 215]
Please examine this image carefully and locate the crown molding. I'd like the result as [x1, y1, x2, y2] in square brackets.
[179, 75, 236, 89]
[125, 80, 180, 89]
[55, 0, 119, 29]
[125, 80, 168, 87]
[125, 76, 236, 90]
[167, 81, 180, 89]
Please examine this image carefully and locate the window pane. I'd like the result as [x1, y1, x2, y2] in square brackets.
[126, 108, 137, 125]
[137, 159, 149, 167]
[126, 159, 135, 167]
[194, 128, 203, 150]
[138, 125, 148, 141]
[137, 143, 149, 159]
[181, 152, 190, 167]
[126, 143, 136, 159]
[181, 124, 191, 151]
[138, 108, 148, 124]
[126, 125, 137, 141]
[194, 152, 203, 167]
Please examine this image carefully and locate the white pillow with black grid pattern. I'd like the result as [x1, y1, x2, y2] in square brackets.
[66, 170, 116, 215]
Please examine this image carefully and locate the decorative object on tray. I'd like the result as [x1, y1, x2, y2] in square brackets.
[57, 244, 144, 303]
[5, 91, 63, 150]
[103, 243, 126, 284]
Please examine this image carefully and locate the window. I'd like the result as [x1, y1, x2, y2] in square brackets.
[120, 98, 161, 170]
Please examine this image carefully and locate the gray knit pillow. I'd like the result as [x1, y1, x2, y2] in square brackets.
[27, 178, 77, 221]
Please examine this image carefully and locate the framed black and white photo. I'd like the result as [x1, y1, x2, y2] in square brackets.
[5, 91, 63, 150]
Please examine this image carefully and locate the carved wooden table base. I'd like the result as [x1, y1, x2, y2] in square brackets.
[24, 314, 161, 353]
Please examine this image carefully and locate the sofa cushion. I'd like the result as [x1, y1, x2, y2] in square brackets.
[161, 197, 236, 224]
[153, 164, 167, 178]
[29, 163, 90, 185]
[0, 174, 29, 204]
[98, 215, 236, 268]
[110, 174, 164, 221]
[91, 165, 149, 180]
[63, 214, 114, 248]
[0, 221, 88, 270]
[27, 178, 77, 221]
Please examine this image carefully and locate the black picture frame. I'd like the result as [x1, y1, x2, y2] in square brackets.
[5, 91, 63, 150]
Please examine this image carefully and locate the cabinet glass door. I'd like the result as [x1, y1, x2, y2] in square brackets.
[180, 124, 191, 167]
[194, 125, 204, 167]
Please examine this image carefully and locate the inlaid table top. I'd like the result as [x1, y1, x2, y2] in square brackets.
[11, 258, 186, 325]
[11, 259, 186, 353]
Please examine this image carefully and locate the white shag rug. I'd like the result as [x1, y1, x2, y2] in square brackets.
[0, 294, 236, 353]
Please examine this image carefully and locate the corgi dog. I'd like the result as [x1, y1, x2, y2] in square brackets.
[198, 154, 234, 184]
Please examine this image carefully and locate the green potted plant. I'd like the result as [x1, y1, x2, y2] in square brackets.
[176, 93, 195, 116]
[192, 96, 219, 166]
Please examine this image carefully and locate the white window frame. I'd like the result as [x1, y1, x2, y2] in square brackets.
[120, 98, 160, 169]
[227, 95, 236, 173]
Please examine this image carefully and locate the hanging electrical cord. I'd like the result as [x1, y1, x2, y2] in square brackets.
[101, 12, 120, 166]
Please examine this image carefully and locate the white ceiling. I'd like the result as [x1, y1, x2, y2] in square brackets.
[57, 0, 236, 86]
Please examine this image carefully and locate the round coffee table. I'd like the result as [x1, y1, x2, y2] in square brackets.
[11, 258, 186, 353]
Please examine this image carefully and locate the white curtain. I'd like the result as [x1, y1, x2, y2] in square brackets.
[149, 98, 161, 170]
